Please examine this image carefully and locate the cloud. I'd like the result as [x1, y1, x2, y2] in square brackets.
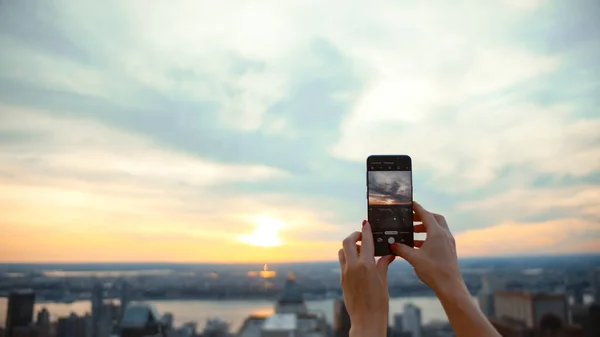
[0, 0, 599, 261]
[455, 218, 600, 257]
[0, 107, 343, 262]
[0, 106, 287, 186]
[458, 184, 600, 221]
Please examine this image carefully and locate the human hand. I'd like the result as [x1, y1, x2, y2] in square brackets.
[338, 220, 395, 337]
[391, 202, 465, 297]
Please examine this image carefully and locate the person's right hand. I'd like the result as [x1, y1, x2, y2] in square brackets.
[391, 201, 465, 296]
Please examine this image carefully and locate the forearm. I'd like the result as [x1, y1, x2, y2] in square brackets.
[350, 326, 387, 337]
[436, 281, 500, 337]
[349, 315, 387, 337]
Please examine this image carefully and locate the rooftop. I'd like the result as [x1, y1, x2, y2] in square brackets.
[121, 302, 161, 328]
[238, 317, 266, 337]
[278, 274, 304, 304]
[263, 314, 297, 331]
[495, 290, 566, 301]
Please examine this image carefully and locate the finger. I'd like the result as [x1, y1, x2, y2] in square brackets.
[432, 213, 449, 231]
[390, 243, 417, 265]
[360, 220, 375, 259]
[413, 211, 422, 222]
[376, 254, 395, 276]
[413, 201, 440, 233]
[414, 224, 426, 233]
[355, 244, 361, 254]
[414, 240, 424, 248]
[338, 249, 346, 268]
[342, 231, 362, 263]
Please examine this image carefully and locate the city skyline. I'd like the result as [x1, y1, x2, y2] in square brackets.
[1, 0, 599, 262]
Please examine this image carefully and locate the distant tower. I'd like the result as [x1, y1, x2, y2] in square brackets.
[333, 299, 350, 337]
[275, 273, 307, 314]
[56, 313, 88, 337]
[36, 308, 51, 337]
[573, 284, 585, 306]
[402, 303, 422, 337]
[478, 273, 506, 318]
[91, 282, 104, 337]
[119, 281, 131, 325]
[5, 290, 35, 337]
[565, 273, 585, 306]
[594, 269, 600, 304]
[393, 314, 412, 337]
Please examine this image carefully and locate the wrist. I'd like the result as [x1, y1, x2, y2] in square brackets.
[350, 325, 387, 337]
[433, 276, 469, 301]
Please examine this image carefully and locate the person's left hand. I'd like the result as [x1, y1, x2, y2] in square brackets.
[338, 220, 395, 337]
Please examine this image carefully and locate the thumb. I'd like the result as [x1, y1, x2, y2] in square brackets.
[391, 243, 417, 265]
[376, 254, 395, 275]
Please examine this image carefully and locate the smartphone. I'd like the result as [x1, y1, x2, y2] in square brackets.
[366, 155, 414, 256]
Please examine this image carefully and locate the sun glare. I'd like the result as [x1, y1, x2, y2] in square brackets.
[238, 216, 285, 247]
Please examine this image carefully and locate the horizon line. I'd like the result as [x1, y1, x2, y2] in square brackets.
[1, 252, 599, 265]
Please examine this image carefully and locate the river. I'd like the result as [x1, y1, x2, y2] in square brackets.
[0, 296, 450, 331]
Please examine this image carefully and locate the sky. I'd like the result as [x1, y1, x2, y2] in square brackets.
[0, 0, 599, 263]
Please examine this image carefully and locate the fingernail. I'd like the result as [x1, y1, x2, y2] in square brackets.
[362, 220, 367, 227]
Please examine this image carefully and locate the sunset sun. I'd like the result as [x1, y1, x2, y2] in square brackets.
[238, 216, 285, 247]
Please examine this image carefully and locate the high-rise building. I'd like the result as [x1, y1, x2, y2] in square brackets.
[491, 291, 569, 336]
[393, 314, 403, 332]
[477, 273, 505, 318]
[91, 282, 104, 337]
[402, 303, 422, 337]
[36, 308, 51, 337]
[391, 314, 411, 337]
[275, 273, 307, 315]
[333, 299, 350, 337]
[5, 290, 35, 337]
[119, 281, 131, 326]
[593, 269, 600, 305]
[56, 313, 89, 337]
[36, 308, 50, 327]
[565, 273, 586, 307]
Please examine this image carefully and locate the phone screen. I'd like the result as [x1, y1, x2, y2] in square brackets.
[367, 155, 413, 256]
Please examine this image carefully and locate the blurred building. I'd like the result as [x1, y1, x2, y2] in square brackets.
[490, 291, 574, 337]
[478, 274, 506, 318]
[91, 283, 104, 337]
[120, 282, 131, 326]
[402, 304, 422, 337]
[120, 303, 164, 337]
[36, 308, 51, 337]
[56, 313, 91, 337]
[571, 303, 600, 337]
[275, 273, 307, 315]
[5, 290, 35, 337]
[160, 313, 173, 337]
[565, 274, 586, 307]
[202, 318, 229, 337]
[238, 274, 331, 337]
[173, 323, 196, 337]
[333, 299, 350, 337]
[392, 314, 411, 337]
[421, 321, 454, 337]
[593, 270, 600, 305]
